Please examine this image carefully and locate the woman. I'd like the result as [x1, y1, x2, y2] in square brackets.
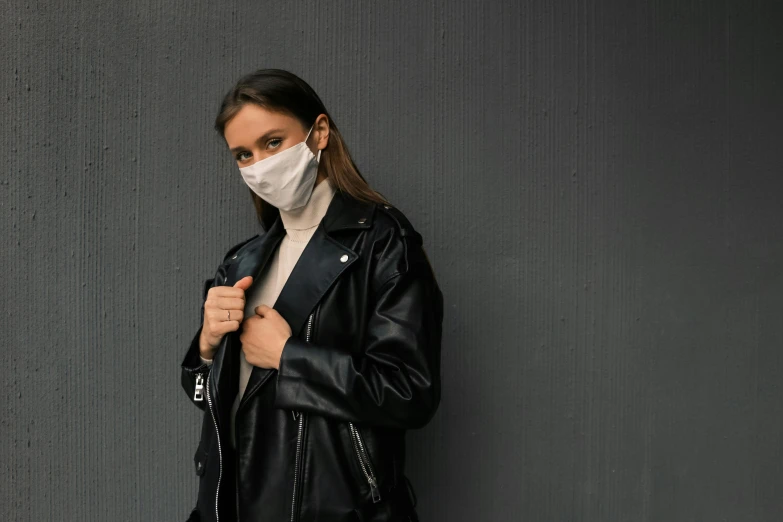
[181, 69, 443, 522]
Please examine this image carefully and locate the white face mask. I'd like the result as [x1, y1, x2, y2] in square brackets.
[238, 123, 322, 212]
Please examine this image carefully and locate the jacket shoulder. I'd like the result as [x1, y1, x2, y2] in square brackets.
[369, 202, 431, 286]
[372, 202, 423, 245]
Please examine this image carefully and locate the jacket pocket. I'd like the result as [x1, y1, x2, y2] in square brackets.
[347, 422, 382, 503]
[193, 443, 208, 477]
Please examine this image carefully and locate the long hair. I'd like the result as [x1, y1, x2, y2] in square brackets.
[214, 68, 389, 230]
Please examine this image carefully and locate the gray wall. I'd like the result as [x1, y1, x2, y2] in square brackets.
[2, 0, 781, 520]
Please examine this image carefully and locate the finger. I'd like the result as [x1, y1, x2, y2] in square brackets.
[233, 276, 254, 291]
[208, 296, 246, 311]
[205, 309, 243, 331]
[210, 283, 251, 299]
[255, 304, 273, 316]
[228, 309, 245, 323]
[212, 319, 241, 335]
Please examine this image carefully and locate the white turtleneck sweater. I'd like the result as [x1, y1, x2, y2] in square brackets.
[198, 177, 337, 448]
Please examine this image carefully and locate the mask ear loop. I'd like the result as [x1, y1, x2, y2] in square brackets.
[305, 123, 322, 162]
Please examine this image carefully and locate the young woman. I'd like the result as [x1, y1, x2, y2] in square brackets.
[181, 69, 443, 522]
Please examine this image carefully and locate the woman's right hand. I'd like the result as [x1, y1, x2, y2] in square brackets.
[199, 276, 254, 360]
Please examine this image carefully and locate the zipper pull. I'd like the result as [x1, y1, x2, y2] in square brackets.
[194, 373, 205, 402]
[292, 411, 300, 421]
[369, 477, 381, 503]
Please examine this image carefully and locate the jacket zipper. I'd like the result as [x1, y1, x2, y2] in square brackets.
[290, 312, 314, 522]
[204, 373, 223, 522]
[194, 372, 205, 402]
[348, 422, 381, 502]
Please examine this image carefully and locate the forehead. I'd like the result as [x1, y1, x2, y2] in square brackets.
[223, 104, 300, 146]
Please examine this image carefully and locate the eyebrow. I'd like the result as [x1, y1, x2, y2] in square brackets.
[229, 128, 285, 153]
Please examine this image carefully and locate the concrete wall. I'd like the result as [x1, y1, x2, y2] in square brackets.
[2, 0, 781, 520]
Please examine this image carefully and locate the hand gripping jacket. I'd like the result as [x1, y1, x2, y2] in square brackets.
[181, 189, 443, 522]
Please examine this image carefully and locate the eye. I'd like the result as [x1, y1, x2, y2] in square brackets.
[267, 138, 282, 150]
[235, 151, 252, 162]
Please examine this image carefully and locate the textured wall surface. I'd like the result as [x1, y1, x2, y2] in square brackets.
[2, 0, 782, 520]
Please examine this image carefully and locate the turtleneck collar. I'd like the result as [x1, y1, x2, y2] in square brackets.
[279, 178, 336, 242]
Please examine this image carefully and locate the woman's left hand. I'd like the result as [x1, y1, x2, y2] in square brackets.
[239, 305, 293, 370]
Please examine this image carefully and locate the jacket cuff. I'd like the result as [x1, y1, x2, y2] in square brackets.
[182, 326, 210, 371]
[276, 336, 308, 387]
[274, 336, 348, 413]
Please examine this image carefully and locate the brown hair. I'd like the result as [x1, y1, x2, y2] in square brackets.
[215, 68, 389, 230]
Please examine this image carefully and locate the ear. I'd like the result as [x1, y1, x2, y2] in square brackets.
[315, 113, 329, 151]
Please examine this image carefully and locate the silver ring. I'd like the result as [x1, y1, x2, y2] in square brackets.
[227, 310, 231, 321]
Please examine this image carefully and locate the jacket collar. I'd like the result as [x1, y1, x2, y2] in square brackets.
[321, 186, 376, 233]
[210, 189, 376, 414]
[220, 189, 376, 286]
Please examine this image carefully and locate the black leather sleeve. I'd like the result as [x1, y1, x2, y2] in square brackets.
[273, 247, 443, 429]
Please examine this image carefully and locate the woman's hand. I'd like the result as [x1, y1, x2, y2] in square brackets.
[199, 276, 254, 360]
[239, 305, 293, 370]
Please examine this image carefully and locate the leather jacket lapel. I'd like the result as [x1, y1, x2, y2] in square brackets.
[275, 223, 358, 337]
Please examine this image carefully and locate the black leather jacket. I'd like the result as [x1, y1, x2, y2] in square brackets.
[181, 189, 443, 522]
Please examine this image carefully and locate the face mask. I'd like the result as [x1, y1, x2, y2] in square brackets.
[238, 123, 322, 212]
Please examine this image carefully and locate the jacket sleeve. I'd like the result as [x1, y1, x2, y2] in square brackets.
[273, 243, 443, 430]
